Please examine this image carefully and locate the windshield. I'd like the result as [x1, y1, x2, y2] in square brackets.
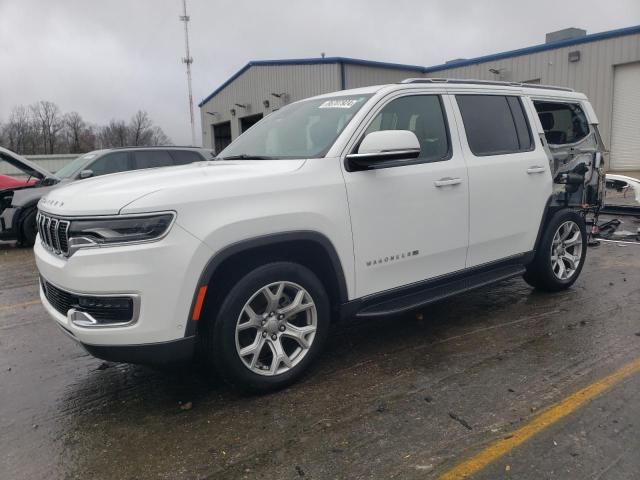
[218, 94, 372, 159]
[55, 152, 97, 178]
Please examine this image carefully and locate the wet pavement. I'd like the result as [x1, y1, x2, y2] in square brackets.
[1, 241, 639, 480]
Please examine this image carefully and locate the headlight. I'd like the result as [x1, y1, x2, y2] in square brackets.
[68, 213, 175, 253]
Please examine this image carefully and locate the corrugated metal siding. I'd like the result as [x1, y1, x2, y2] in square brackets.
[200, 64, 341, 147]
[198, 32, 640, 167]
[344, 64, 421, 89]
[424, 33, 640, 166]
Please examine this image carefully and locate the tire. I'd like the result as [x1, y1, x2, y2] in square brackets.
[20, 208, 38, 247]
[524, 209, 587, 292]
[201, 262, 330, 392]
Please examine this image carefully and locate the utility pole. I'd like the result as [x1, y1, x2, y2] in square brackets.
[180, 0, 196, 146]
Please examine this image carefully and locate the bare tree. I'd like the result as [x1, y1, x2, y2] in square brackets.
[30, 100, 64, 154]
[63, 111, 86, 153]
[2, 106, 34, 154]
[98, 119, 129, 148]
[128, 110, 153, 146]
[150, 126, 171, 146]
[1, 102, 171, 153]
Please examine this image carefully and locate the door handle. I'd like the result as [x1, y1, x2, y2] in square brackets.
[434, 177, 462, 187]
[527, 166, 546, 174]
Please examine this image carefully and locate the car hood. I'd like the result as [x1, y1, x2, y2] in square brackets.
[37, 159, 306, 216]
[0, 146, 56, 182]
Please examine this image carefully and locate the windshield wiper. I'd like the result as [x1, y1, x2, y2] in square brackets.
[217, 154, 277, 160]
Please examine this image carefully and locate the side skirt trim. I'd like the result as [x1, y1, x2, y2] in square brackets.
[341, 253, 530, 319]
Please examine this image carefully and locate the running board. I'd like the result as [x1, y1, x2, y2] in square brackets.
[355, 264, 525, 318]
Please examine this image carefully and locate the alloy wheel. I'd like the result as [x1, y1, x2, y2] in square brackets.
[235, 281, 317, 376]
[550, 220, 583, 280]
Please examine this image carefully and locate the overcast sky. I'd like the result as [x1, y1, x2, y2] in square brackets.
[1, 0, 638, 145]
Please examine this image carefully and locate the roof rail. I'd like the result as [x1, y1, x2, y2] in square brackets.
[399, 78, 574, 92]
[108, 145, 205, 150]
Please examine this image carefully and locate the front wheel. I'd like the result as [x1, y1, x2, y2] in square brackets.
[20, 208, 38, 247]
[524, 210, 587, 292]
[202, 262, 330, 392]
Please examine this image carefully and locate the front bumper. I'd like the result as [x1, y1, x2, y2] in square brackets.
[35, 220, 213, 354]
[81, 337, 195, 365]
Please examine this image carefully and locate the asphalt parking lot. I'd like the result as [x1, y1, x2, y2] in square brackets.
[1, 241, 639, 480]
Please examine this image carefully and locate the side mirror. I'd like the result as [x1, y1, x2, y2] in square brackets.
[78, 169, 94, 179]
[346, 130, 421, 170]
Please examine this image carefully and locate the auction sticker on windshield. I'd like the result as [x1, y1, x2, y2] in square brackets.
[319, 99, 360, 109]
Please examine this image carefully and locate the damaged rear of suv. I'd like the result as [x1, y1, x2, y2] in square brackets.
[535, 99, 605, 210]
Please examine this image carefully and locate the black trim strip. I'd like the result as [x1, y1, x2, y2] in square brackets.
[80, 337, 195, 365]
[340, 253, 530, 319]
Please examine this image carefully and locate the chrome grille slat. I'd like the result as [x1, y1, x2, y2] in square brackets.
[38, 213, 45, 241]
[59, 220, 70, 254]
[50, 218, 60, 253]
[37, 212, 71, 256]
[36, 213, 42, 239]
[44, 216, 52, 248]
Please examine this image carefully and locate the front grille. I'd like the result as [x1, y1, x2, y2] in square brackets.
[41, 279, 134, 323]
[36, 212, 70, 255]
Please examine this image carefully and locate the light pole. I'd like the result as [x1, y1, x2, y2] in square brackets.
[180, 0, 196, 146]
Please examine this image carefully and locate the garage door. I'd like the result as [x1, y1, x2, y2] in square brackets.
[610, 62, 640, 171]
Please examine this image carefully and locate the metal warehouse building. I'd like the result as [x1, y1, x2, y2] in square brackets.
[199, 25, 640, 171]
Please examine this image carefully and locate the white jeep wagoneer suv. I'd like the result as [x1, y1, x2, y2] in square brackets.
[35, 79, 605, 390]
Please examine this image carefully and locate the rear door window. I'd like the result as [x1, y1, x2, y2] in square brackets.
[168, 150, 206, 165]
[533, 101, 589, 145]
[87, 152, 131, 177]
[132, 150, 175, 170]
[456, 95, 533, 156]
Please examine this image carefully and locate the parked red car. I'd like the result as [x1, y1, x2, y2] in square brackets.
[0, 175, 37, 189]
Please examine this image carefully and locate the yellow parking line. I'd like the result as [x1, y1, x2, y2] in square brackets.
[0, 299, 41, 311]
[438, 356, 640, 480]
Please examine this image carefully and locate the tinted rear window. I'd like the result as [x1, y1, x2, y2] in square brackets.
[456, 95, 533, 156]
[132, 150, 174, 170]
[89, 152, 130, 176]
[169, 150, 206, 165]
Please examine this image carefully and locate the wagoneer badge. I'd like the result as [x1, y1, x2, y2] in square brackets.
[367, 250, 419, 267]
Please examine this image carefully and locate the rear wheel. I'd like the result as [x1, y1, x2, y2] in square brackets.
[524, 210, 587, 292]
[202, 262, 330, 392]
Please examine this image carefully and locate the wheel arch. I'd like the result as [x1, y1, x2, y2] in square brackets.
[13, 200, 39, 242]
[185, 231, 349, 337]
[530, 196, 573, 263]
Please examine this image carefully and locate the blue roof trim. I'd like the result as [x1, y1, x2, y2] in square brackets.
[198, 56, 424, 106]
[423, 24, 640, 73]
[198, 25, 640, 106]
